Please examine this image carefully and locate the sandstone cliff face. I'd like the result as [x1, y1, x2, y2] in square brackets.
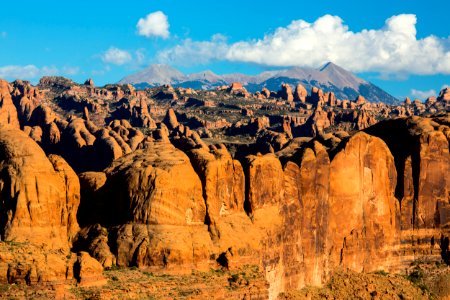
[0, 80, 20, 129]
[78, 141, 212, 269]
[0, 73, 448, 298]
[278, 84, 294, 102]
[102, 142, 206, 226]
[365, 116, 450, 266]
[0, 127, 104, 286]
[297, 142, 330, 286]
[187, 146, 245, 241]
[245, 154, 284, 213]
[328, 132, 398, 272]
[0, 128, 79, 249]
[11, 80, 42, 126]
[212, 146, 329, 297]
[75, 116, 449, 298]
[0, 242, 75, 285]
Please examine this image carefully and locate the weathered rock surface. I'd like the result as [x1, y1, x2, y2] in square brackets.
[294, 84, 307, 103]
[78, 141, 211, 269]
[73, 251, 107, 286]
[297, 142, 330, 286]
[0, 75, 448, 299]
[0, 242, 74, 285]
[365, 116, 450, 266]
[0, 128, 79, 249]
[188, 146, 245, 238]
[328, 132, 398, 272]
[278, 84, 294, 102]
[245, 154, 284, 213]
[0, 128, 105, 287]
[75, 114, 449, 298]
[0, 80, 20, 129]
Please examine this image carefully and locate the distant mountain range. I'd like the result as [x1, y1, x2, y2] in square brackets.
[119, 62, 398, 104]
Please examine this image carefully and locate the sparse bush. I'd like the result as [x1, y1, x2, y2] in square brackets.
[406, 268, 424, 285]
[143, 271, 154, 277]
[373, 270, 389, 276]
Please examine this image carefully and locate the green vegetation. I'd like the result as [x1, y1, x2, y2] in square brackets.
[69, 287, 101, 300]
[227, 265, 260, 290]
[372, 269, 389, 276]
[1, 263, 265, 299]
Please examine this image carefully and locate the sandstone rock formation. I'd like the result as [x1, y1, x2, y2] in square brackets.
[365, 115, 450, 266]
[308, 87, 325, 107]
[278, 84, 294, 102]
[188, 146, 245, 237]
[0, 127, 104, 286]
[328, 132, 398, 272]
[77, 141, 212, 269]
[163, 108, 179, 130]
[0, 128, 79, 249]
[73, 251, 107, 286]
[297, 142, 330, 285]
[0, 75, 448, 299]
[0, 80, 20, 129]
[294, 84, 307, 102]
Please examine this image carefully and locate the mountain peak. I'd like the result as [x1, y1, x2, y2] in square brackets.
[188, 70, 223, 82]
[318, 62, 340, 72]
[119, 64, 185, 85]
[119, 63, 397, 104]
[143, 64, 183, 73]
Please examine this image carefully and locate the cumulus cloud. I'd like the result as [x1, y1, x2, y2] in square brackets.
[157, 14, 450, 75]
[410, 88, 436, 99]
[101, 47, 132, 65]
[137, 11, 169, 39]
[135, 48, 146, 65]
[91, 65, 111, 76]
[157, 34, 228, 65]
[0, 65, 59, 79]
[62, 66, 80, 75]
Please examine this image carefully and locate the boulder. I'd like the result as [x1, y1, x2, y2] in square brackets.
[261, 87, 271, 98]
[227, 82, 244, 92]
[73, 251, 106, 286]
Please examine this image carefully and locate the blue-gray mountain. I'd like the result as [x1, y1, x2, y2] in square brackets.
[119, 62, 398, 104]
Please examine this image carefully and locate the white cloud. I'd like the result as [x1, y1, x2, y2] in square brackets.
[157, 14, 450, 75]
[410, 88, 436, 99]
[101, 47, 132, 65]
[0, 65, 59, 79]
[157, 34, 228, 65]
[137, 11, 169, 39]
[135, 48, 146, 65]
[91, 65, 111, 76]
[62, 66, 80, 75]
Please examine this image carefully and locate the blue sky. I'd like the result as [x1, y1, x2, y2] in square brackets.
[1, 0, 449, 100]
